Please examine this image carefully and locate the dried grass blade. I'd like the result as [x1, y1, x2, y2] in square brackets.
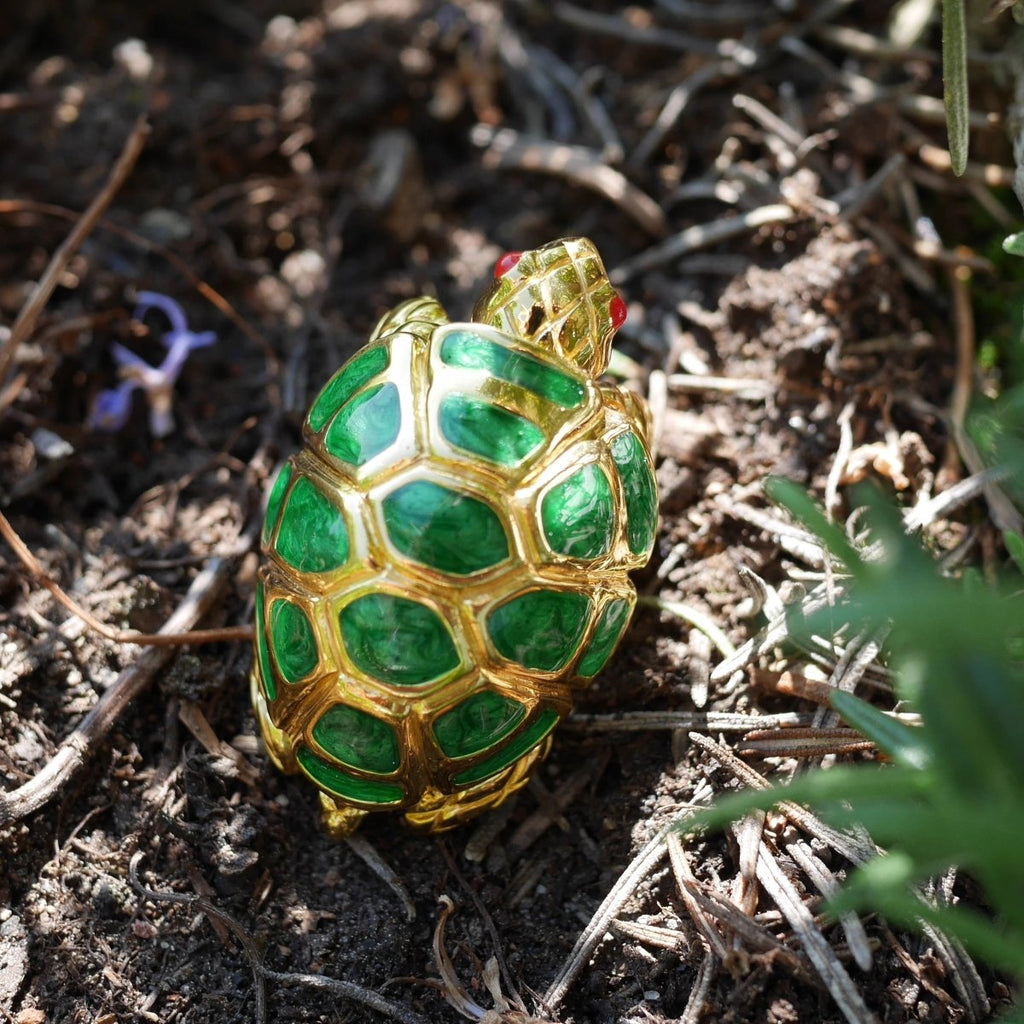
[755, 845, 877, 1024]
[541, 829, 671, 1012]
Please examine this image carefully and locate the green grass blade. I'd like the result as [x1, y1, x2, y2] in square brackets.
[829, 871, 1024, 977]
[764, 477, 861, 567]
[941, 0, 970, 175]
[829, 690, 931, 770]
[675, 763, 930, 840]
[1004, 530, 1024, 574]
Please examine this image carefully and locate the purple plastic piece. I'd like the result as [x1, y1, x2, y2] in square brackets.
[89, 292, 217, 437]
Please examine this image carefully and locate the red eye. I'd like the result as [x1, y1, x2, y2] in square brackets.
[493, 251, 523, 278]
[610, 293, 627, 330]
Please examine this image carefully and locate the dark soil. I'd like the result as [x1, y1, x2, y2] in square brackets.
[0, 3, 1019, 1023]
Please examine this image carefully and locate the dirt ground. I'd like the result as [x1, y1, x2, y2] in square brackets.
[1, 2, 1021, 1023]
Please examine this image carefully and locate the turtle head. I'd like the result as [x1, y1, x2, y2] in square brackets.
[471, 237, 625, 379]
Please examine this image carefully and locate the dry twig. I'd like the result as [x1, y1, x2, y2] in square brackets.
[541, 829, 673, 1013]
[0, 507, 252, 648]
[432, 895, 548, 1023]
[345, 833, 416, 923]
[944, 266, 1024, 532]
[754, 843, 876, 1024]
[611, 204, 797, 283]
[505, 764, 597, 863]
[786, 839, 874, 972]
[0, 557, 234, 825]
[129, 852, 429, 1024]
[688, 732, 876, 866]
[567, 710, 811, 733]
[473, 125, 667, 237]
[0, 116, 150, 398]
[553, 3, 732, 57]
[177, 700, 260, 787]
[0, 198, 277, 370]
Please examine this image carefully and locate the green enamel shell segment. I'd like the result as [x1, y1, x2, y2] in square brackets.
[453, 709, 560, 786]
[541, 463, 615, 559]
[383, 480, 509, 575]
[432, 690, 527, 759]
[254, 582, 276, 702]
[340, 593, 460, 686]
[296, 745, 404, 805]
[324, 382, 401, 466]
[577, 598, 632, 678]
[268, 599, 318, 684]
[307, 345, 388, 433]
[487, 589, 591, 672]
[274, 475, 350, 573]
[610, 431, 657, 555]
[440, 330, 586, 408]
[311, 704, 399, 774]
[261, 463, 292, 547]
[439, 395, 544, 467]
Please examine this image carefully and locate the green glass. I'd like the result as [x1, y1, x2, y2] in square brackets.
[432, 690, 526, 759]
[340, 593, 460, 686]
[439, 395, 544, 466]
[487, 589, 590, 672]
[307, 345, 388, 433]
[311, 704, 399, 774]
[383, 480, 508, 575]
[324, 382, 401, 466]
[261, 463, 292, 546]
[541, 463, 615, 559]
[274, 475, 350, 573]
[254, 582, 276, 702]
[269, 599, 318, 683]
[610, 431, 657, 556]
[577, 598, 631, 678]
[453, 709, 560, 786]
[440, 330, 585, 408]
[297, 745, 404, 804]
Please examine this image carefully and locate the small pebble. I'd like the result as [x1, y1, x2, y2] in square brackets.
[31, 427, 73, 460]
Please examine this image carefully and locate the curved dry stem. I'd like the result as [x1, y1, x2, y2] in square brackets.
[130, 852, 430, 1024]
[0, 557, 234, 824]
[0, 508, 252, 647]
[0, 116, 149, 395]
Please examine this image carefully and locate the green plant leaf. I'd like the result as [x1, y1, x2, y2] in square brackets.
[1004, 530, 1024, 574]
[676, 762, 930, 843]
[821, 798, 1024, 874]
[791, 490, 1024, 799]
[1004, 231, 1024, 257]
[941, 0, 970, 176]
[763, 477, 861, 568]
[712, 479, 1024, 982]
[916, 650, 1024, 799]
[829, 690, 930, 770]
[829, 865, 1024, 976]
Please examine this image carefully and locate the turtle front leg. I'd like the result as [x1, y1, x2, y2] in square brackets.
[367, 296, 448, 346]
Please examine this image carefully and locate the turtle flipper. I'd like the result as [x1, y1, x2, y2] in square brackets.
[368, 296, 448, 346]
[471, 237, 624, 379]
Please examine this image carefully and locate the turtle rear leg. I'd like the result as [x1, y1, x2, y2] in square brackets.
[319, 794, 370, 838]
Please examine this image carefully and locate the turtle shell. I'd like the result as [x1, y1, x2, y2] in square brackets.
[252, 238, 657, 835]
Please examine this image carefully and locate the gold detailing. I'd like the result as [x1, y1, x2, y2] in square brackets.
[253, 237, 656, 835]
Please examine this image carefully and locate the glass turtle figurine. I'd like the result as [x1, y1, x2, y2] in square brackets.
[252, 237, 657, 836]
